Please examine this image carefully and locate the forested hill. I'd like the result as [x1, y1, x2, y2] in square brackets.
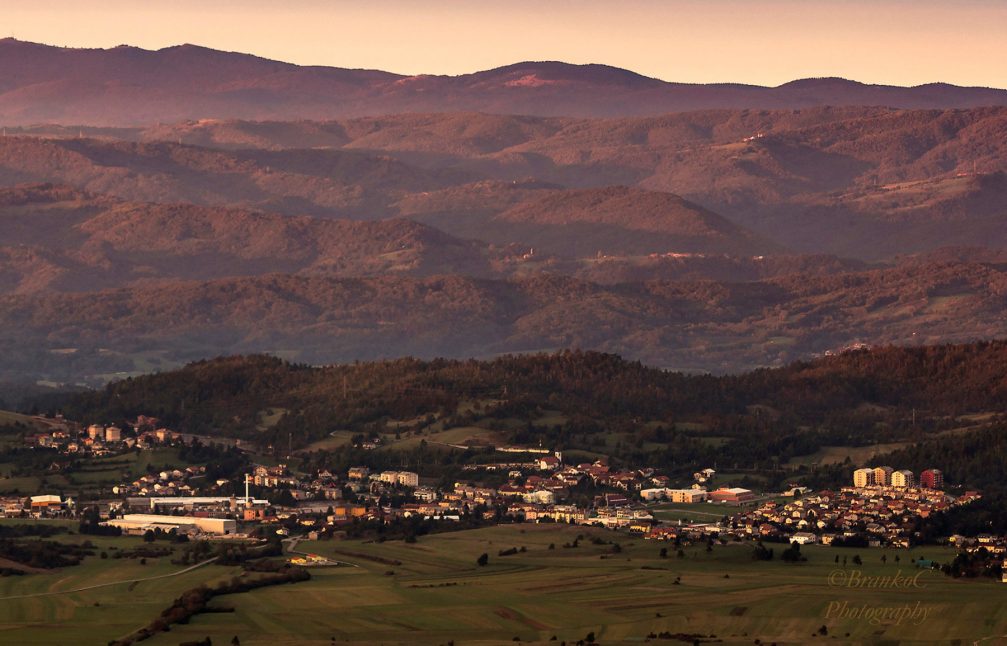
[48, 341, 1007, 454]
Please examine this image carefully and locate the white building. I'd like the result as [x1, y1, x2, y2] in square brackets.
[396, 471, 419, 487]
[104, 513, 237, 535]
[523, 489, 556, 505]
[378, 471, 419, 487]
[640, 488, 669, 501]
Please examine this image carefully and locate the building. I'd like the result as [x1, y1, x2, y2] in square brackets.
[144, 496, 268, 511]
[396, 471, 419, 487]
[640, 488, 669, 501]
[536, 455, 561, 471]
[670, 489, 707, 503]
[853, 468, 875, 488]
[348, 466, 370, 481]
[523, 489, 555, 505]
[920, 469, 943, 490]
[791, 532, 819, 545]
[30, 494, 63, 509]
[708, 487, 754, 503]
[104, 513, 237, 535]
[873, 466, 894, 486]
[104, 426, 122, 442]
[891, 470, 914, 488]
[87, 425, 104, 439]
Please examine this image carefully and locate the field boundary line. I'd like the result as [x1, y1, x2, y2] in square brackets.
[0, 556, 219, 600]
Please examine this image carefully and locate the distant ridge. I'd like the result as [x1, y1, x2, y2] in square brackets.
[2, 39, 1006, 125]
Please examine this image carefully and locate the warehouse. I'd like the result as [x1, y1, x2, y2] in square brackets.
[104, 513, 237, 535]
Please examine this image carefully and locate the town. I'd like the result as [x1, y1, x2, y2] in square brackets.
[5, 414, 1001, 569]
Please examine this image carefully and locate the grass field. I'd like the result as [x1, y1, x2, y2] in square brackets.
[1, 522, 1005, 645]
[786, 443, 913, 467]
[0, 522, 997, 645]
[0, 410, 43, 429]
[256, 408, 289, 431]
[0, 519, 246, 645]
[0, 448, 186, 495]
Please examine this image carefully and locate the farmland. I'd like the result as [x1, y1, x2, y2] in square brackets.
[2, 522, 1001, 645]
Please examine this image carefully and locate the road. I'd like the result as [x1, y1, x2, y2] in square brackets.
[0, 556, 219, 600]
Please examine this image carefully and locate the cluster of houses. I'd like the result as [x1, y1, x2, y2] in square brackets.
[724, 482, 979, 548]
[1, 494, 75, 518]
[7, 413, 996, 554]
[29, 420, 185, 457]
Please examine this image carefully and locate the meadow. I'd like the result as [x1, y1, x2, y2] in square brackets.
[0, 519, 246, 645]
[1, 522, 1001, 645]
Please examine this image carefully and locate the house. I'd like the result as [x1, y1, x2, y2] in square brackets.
[347, 467, 370, 481]
[791, 532, 818, 545]
[601, 493, 630, 507]
[536, 456, 561, 471]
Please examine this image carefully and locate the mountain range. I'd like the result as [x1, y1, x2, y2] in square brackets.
[2, 40, 1007, 124]
[6, 107, 1007, 259]
[2, 41, 1007, 384]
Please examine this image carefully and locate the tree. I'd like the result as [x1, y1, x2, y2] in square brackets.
[477, 553, 489, 567]
[852, 554, 863, 566]
[781, 542, 806, 563]
[659, 547, 668, 559]
[231, 637, 241, 646]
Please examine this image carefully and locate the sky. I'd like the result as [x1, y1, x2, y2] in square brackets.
[5, 0, 1007, 87]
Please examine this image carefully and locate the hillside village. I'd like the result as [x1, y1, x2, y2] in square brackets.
[3, 413, 999, 566]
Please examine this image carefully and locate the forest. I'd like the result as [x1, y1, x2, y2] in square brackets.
[19, 341, 1000, 490]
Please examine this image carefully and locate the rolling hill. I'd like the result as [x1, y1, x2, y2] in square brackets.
[0, 136, 471, 218]
[0, 184, 507, 292]
[2, 259, 1005, 382]
[17, 107, 1007, 260]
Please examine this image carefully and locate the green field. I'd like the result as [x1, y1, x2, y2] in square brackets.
[786, 443, 913, 467]
[0, 448, 189, 496]
[2, 523, 1001, 645]
[0, 520, 246, 645]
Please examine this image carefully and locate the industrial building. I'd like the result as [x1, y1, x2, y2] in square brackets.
[104, 513, 237, 535]
[638, 488, 708, 503]
[708, 487, 754, 503]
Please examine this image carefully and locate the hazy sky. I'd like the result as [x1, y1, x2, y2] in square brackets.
[6, 0, 1007, 87]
